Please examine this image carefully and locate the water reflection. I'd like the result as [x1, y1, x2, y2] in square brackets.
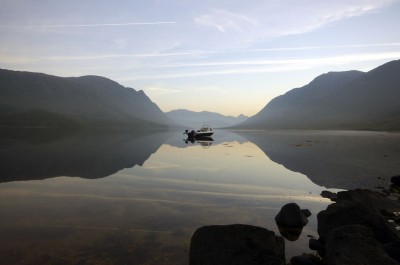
[237, 130, 400, 190]
[183, 136, 214, 147]
[276, 225, 304, 241]
[1, 130, 399, 264]
[0, 129, 169, 182]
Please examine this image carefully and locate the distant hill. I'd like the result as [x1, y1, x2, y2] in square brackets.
[165, 109, 248, 128]
[236, 60, 400, 130]
[0, 69, 171, 128]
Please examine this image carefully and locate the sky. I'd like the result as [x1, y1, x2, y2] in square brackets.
[1, 0, 400, 117]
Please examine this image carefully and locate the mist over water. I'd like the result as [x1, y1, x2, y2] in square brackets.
[1, 129, 399, 264]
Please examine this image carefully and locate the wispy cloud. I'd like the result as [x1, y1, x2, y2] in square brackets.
[125, 52, 400, 80]
[10, 42, 399, 63]
[155, 51, 400, 68]
[312, 1, 395, 24]
[195, 10, 257, 33]
[194, 0, 397, 42]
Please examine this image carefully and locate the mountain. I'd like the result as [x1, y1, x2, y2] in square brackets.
[237, 60, 400, 130]
[0, 69, 171, 128]
[166, 109, 248, 128]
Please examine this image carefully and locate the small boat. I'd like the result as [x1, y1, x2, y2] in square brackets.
[184, 125, 214, 138]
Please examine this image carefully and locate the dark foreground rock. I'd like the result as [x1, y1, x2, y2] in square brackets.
[384, 239, 400, 262]
[290, 253, 324, 265]
[189, 224, 285, 265]
[308, 238, 324, 252]
[317, 200, 398, 244]
[189, 190, 399, 265]
[318, 189, 400, 244]
[301, 209, 312, 218]
[325, 225, 398, 265]
[275, 203, 309, 228]
[317, 189, 400, 264]
[320, 190, 337, 201]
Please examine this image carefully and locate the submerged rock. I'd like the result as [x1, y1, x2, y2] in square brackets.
[189, 224, 285, 265]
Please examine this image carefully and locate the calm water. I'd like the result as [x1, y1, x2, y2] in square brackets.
[1, 129, 399, 265]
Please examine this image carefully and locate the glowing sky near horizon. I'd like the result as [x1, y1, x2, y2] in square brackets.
[1, 0, 400, 116]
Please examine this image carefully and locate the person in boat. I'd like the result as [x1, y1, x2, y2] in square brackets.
[184, 129, 197, 138]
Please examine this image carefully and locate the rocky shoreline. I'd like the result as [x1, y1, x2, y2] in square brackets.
[189, 177, 400, 265]
[308, 188, 400, 265]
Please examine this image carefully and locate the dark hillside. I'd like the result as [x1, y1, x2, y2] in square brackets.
[236, 60, 400, 130]
[0, 69, 170, 128]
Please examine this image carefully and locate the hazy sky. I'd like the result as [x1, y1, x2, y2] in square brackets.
[1, 0, 400, 116]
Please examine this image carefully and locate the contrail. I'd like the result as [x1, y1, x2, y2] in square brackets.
[0, 21, 176, 29]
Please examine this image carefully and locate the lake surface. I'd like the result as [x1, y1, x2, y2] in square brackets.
[1, 129, 399, 265]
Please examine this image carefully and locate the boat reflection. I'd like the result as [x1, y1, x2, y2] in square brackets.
[184, 136, 213, 148]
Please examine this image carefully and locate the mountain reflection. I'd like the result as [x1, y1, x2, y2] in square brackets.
[237, 130, 400, 190]
[0, 129, 169, 182]
[2, 129, 399, 190]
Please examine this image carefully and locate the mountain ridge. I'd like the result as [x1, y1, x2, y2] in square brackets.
[0, 69, 171, 128]
[236, 60, 400, 130]
[166, 109, 248, 128]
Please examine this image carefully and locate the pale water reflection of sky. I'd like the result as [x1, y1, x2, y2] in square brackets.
[136, 141, 328, 197]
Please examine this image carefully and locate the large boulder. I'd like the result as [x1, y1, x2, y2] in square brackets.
[325, 225, 398, 265]
[317, 190, 399, 244]
[316, 189, 400, 264]
[189, 224, 285, 265]
[275, 203, 309, 228]
[335, 189, 396, 207]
